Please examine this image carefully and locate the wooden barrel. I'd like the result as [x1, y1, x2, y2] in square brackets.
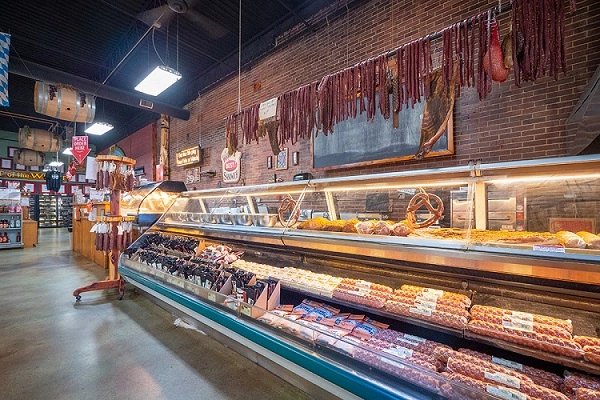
[34, 81, 96, 123]
[18, 126, 61, 152]
[14, 149, 45, 167]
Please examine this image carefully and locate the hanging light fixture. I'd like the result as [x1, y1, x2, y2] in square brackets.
[135, 65, 182, 96]
[63, 147, 73, 155]
[85, 122, 114, 135]
[135, 8, 183, 96]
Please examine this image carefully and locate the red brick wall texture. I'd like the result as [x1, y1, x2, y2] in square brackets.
[167, 0, 600, 189]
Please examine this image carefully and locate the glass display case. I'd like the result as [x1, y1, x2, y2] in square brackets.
[120, 155, 600, 400]
[120, 180, 187, 228]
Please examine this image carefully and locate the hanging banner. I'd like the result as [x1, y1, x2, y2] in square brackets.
[0, 33, 10, 107]
[259, 97, 277, 120]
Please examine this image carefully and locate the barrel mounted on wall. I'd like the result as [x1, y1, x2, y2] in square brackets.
[34, 81, 96, 123]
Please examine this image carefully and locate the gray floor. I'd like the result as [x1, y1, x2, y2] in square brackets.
[0, 228, 315, 400]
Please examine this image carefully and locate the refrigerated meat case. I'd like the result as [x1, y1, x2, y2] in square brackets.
[119, 155, 600, 400]
[120, 180, 187, 231]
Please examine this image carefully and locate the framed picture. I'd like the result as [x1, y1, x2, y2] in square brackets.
[267, 156, 273, 169]
[57, 185, 66, 194]
[7, 146, 18, 158]
[276, 148, 288, 170]
[41, 183, 50, 193]
[84, 186, 91, 195]
[15, 163, 26, 171]
[70, 184, 82, 194]
[28, 165, 40, 171]
[0, 158, 13, 170]
[6, 180, 20, 189]
[292, 151, 300, 166]
[77, 174, 87, 183]
[23, 182, 36, 193]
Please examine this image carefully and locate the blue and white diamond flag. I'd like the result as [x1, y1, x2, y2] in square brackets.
[0, 33, 10, 107]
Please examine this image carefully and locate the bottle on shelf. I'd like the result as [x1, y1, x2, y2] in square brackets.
[9, 217, 15, 228]
[16, 231, 21, 243]
[15, 217, 21, 228]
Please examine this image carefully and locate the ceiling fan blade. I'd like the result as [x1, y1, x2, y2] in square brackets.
[186, 10, 228, 39]
[136, 4, 172, 27]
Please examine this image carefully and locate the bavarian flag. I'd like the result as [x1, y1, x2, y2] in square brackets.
[0, 33, 10, 107]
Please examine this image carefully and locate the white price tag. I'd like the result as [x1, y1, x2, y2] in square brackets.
[381, 357, 405, 369]
[486, 385, 527, 400]
[492, 356, 523, 371]
[414, 297, 438, 311]
[403, 334, 427, 343]
[502, 318, 534, 333]
[484, 371, 521, 389]
[421, 288, 444, 298]
[384, 347, 413, 359]
[409, 306, 432, 317]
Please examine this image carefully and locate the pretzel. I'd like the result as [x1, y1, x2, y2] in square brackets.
[278, 197, 300, 226]
[406, 191, 444, 229]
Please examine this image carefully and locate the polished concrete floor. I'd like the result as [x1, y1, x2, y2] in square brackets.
[0, 228, 315, 400]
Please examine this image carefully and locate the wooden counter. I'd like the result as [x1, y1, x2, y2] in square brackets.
[71, 216, 109, 269]
[22, 220, 38, 248]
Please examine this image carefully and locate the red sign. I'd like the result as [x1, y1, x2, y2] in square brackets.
[224, 159, 237, 172]
[72, 136, 91, 165]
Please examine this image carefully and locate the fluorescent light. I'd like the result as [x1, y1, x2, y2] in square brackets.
[63, 147, 73, 155]
[134, 65, 182, 96]
[85, 122, 113, 135]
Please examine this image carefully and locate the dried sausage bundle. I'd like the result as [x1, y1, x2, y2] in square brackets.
[467, 320, 584, 359]
[385, 298, 468, 329]
[399, 284, 471, 308]
[374, 329, 451, 355]
[457, 348, 563, 391]
[470, 305, 573, 335]
[583, 345, 600, 365]
[447, 357, 569, 400]
[575, 388, 600, 400]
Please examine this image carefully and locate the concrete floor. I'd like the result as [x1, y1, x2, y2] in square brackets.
[0, 228, 315, 400]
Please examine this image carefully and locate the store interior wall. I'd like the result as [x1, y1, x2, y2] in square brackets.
[99, 123, 156, 184]
[162, 0, 599, 189]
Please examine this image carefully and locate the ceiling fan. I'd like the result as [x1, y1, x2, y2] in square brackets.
[137, 0, 228, 40]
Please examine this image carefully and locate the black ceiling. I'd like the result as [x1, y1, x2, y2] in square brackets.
[0, 0, 342, 151]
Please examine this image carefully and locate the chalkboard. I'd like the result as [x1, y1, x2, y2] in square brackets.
[312, 94, 453, 169]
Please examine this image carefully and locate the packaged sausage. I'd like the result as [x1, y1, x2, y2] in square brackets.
[374, 329, 452, 354]
[470, 305, 573, 334]
[467, 320, 584, 359]
[385, 297, 468, 329]
[443, 372, 533, 400]
[447, 357, 570, 400]
[575, 388, 600, 400]
[583, 345, 600, 365]
[574, 336, 600, 348]
[457, 348, 563, 390]
[399, 284, 472, 308]
[564, 371, 600, 392]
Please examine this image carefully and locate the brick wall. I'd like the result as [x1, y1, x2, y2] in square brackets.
[100, 123, 155, 180]
[168, 0, 600, 189]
